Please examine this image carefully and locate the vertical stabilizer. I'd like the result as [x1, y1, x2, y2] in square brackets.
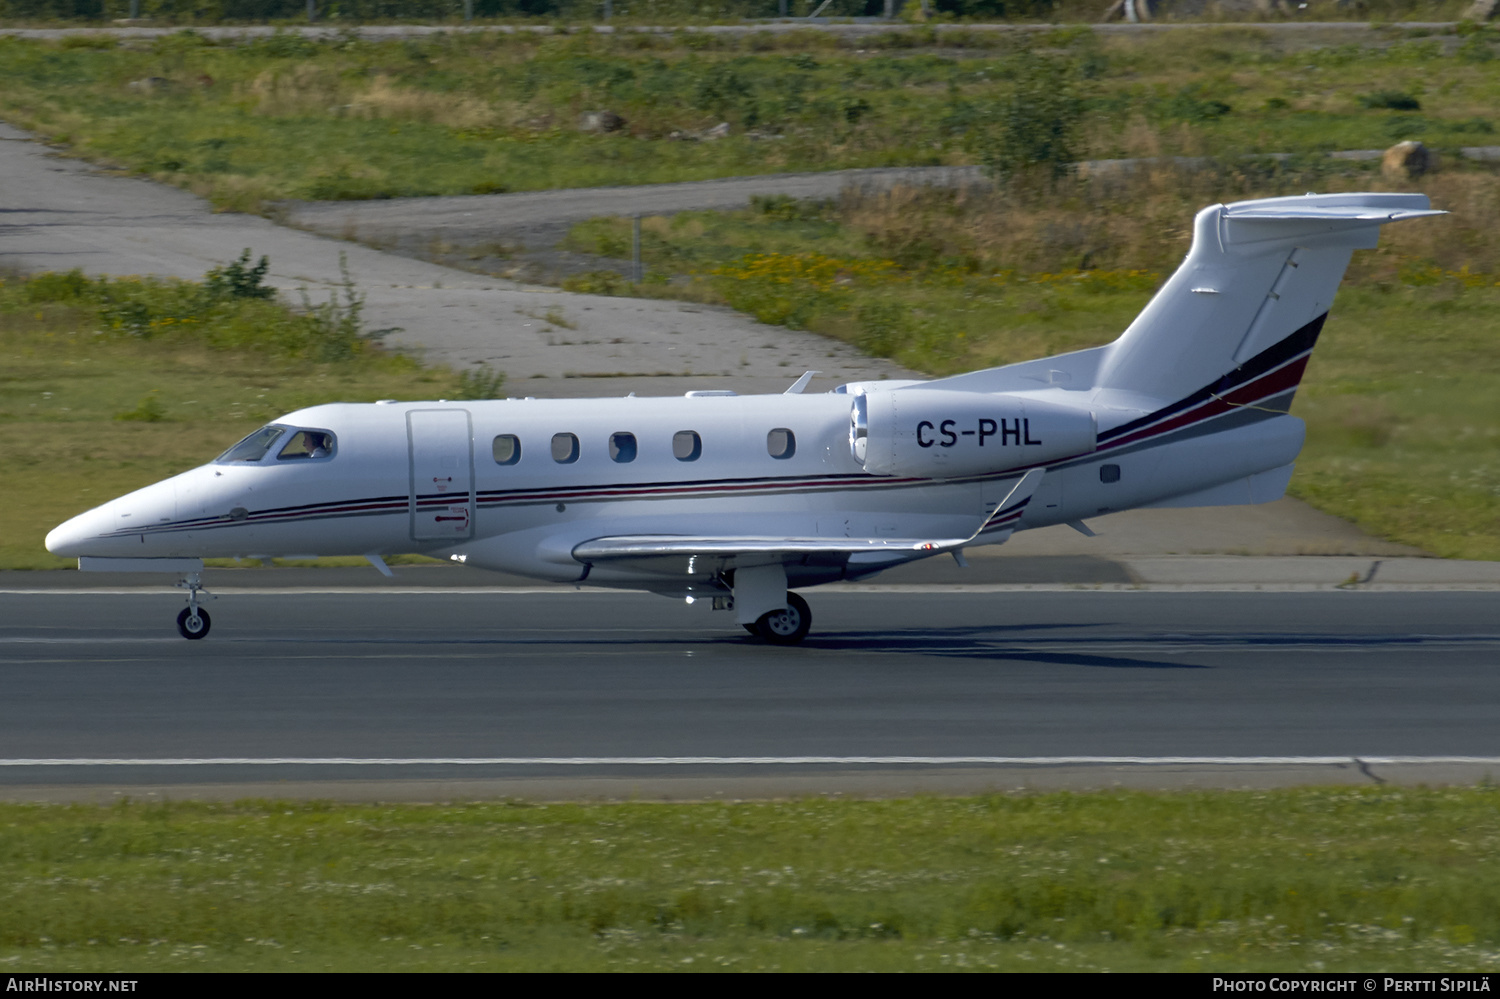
[1094, 193, 1442, 405]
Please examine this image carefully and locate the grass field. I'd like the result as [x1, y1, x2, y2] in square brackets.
[0, 0, 1473, 30]
[3, 788, 1499, 972]
[2, 22, 1499, 210]
[0, 266, 490, 570]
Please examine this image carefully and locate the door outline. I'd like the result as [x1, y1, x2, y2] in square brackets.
[407, 409, 476, 543]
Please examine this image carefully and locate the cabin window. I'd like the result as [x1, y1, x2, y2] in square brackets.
[216, 425, 286, 463]
[492, 434, 521, 466]
[767, 428, 796, 460]
[1100, 464, 1121, 483]
[609, 432, 637, 463]
[277, 430, 335, 461]
[672, 430, 702, 462]
[551, 432, 580, 464]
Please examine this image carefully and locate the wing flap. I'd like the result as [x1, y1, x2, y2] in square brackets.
[573, 536, 964, 561]
[572, 469, 1046, 565]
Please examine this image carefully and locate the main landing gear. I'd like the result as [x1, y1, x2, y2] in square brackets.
[174, 572, 212, 640]
[747, 592, 811, 645]
[731, 565, 813, 645]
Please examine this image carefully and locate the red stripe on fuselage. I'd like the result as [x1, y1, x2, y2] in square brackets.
[1099, 353, 1310, 453]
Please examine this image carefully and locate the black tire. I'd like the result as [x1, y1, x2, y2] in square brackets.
[754, 592, 811, 646]
[176, 606, 211, 640]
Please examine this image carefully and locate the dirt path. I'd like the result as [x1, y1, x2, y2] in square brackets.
[0, 121, 915, 397]
[283, 165, 979, 246]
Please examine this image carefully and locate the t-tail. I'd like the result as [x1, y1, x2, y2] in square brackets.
[904, 193, 1443, 516]
[1093, 192, 1442, 411]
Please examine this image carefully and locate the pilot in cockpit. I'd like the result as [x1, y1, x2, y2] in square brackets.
[278, 430, 332, 460]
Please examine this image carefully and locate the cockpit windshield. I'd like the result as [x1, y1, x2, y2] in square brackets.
[215, 425, 288, 464]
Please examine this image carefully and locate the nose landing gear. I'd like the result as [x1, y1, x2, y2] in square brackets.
[174, 572, 213, 640]
[176, 606, 211, 640]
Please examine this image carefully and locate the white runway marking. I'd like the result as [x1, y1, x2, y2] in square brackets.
[5, 585, 1500, 596]
[3, 756, 1499, 767]
[0, 588, 586, 597]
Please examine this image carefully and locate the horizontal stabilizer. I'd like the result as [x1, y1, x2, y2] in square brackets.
[1222, 201, 1445, 223]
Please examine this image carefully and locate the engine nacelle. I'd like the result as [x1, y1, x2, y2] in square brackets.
[851, 389, 1096, 479]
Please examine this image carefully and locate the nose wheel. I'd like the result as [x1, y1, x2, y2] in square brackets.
[176, 606, 212, 640]
[173, 571, 214, 640]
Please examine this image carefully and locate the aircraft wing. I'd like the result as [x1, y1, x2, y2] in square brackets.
[572, 469, 1045, 567]
[573, 535, 964, 562]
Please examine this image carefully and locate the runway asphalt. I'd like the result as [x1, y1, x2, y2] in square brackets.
[1, 586, 1496, 801]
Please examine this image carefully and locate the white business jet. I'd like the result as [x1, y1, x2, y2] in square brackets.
[46, 193, 1440, 643]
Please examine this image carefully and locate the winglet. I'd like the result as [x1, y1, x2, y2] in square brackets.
[784, 370, 820, 394]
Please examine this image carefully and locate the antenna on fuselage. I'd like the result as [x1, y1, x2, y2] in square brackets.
[784, 370, 820, 395]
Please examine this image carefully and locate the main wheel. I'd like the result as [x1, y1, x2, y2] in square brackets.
[754, 592, 811, 646]
[176, 606, 211, 640]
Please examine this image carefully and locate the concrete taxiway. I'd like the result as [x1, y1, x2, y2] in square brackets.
[0, 120, 914, 396]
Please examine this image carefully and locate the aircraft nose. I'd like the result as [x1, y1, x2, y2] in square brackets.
[45, 509, 105, 558]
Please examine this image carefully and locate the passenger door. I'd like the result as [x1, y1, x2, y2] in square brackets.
[408, 409, 475, 542]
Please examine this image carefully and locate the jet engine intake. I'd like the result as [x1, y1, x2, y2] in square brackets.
[853, 389, 1096, 478]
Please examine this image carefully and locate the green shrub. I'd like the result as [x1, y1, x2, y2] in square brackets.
[296, 254, 398, 362]
[114, 391, 167, 423]
[1456, 34, 1495, 64]
[203, 249, 274, 302]
[561, 270, 629, 295]
[751, 194, 831, 222]
[973, 53, 1084, 186]
[2, 254, 394, 361]
[21, 269, 94, 305]
[855, 300, 911, 358]
[1384, 115, 1428, 140]
[1161, 84, 1233, 123]
[1359, 90, 1422, 110]
[456, 364, 507, 400]
[57, 34, 117, 50]
[100, 299, 156, 338]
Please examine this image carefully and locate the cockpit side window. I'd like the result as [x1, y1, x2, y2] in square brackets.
[277, 430, 336, 461]
[216, 425, 287, 464]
